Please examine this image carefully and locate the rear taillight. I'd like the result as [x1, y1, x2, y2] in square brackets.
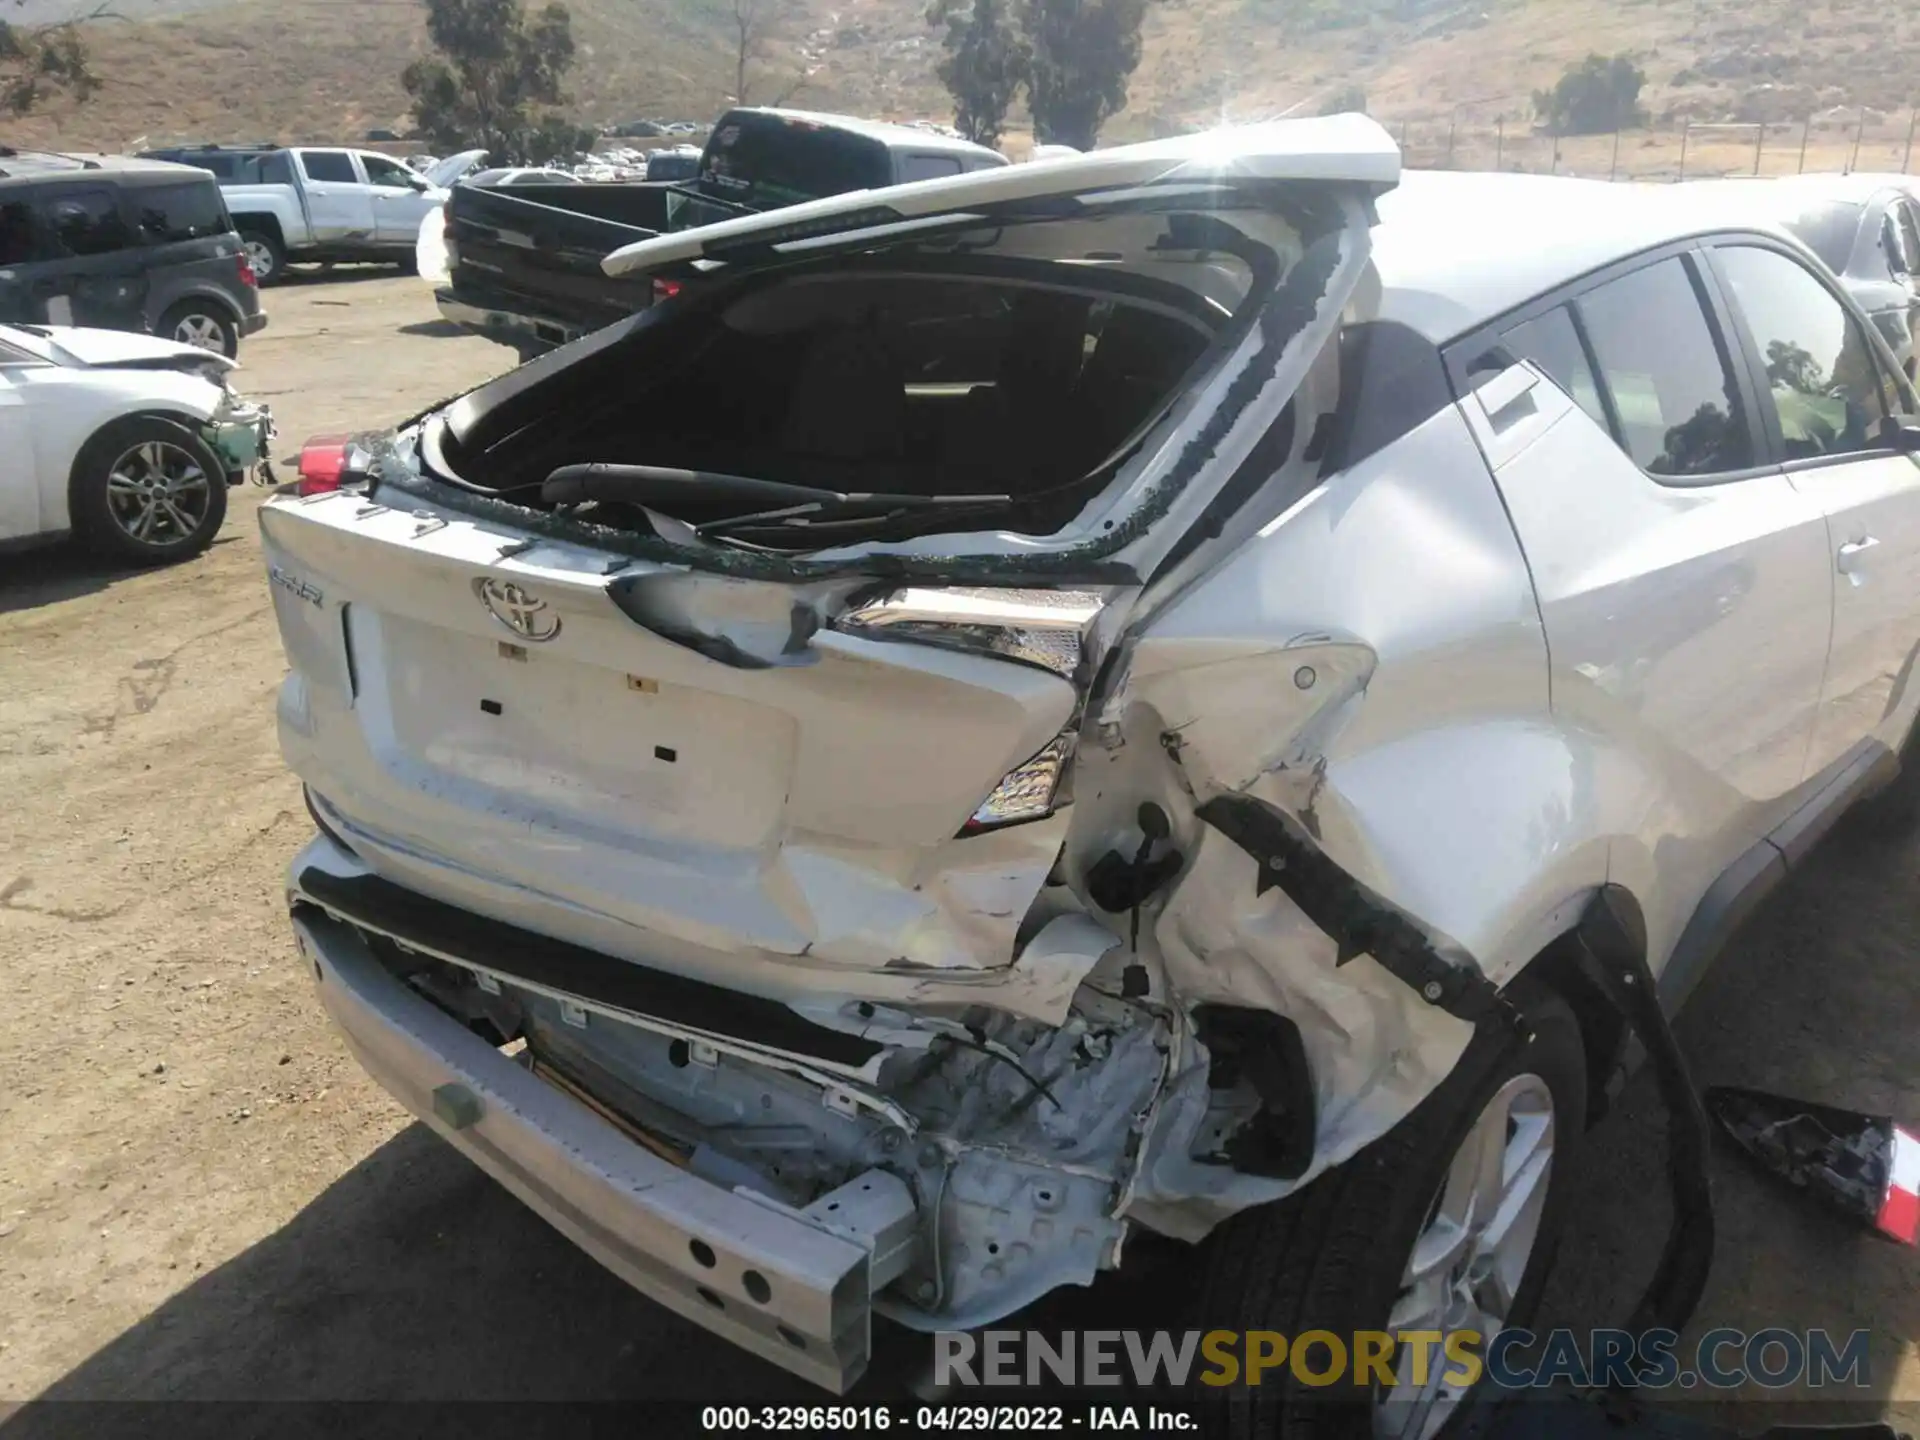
[236, 252, 258, 288]
[652, 278, 683, 304]
[832, 587, 1105, 836]
[295, 434, 354, 496]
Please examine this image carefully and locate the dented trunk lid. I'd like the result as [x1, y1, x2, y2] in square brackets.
[265, 117, 1401, 1049]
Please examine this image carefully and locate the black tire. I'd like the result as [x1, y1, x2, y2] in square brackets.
[157, 300, 238, 358]
[396, 251, 420, 276]
[239, 229, 286, 286]
[68, 415, 230, 567]
[1192, 982, 1587, 1440]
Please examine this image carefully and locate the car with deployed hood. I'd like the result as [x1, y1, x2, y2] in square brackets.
[2, 322, 273, 563]
[261, 126, 1920, 1436]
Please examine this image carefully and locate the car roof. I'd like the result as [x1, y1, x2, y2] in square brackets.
[719, 108, 1006, 162]
[0, 153, 217, 189]
[1369, 169, 1816, 343]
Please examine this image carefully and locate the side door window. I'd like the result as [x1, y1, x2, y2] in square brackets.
[1574, 255, 1756, 479]
[361, 154, 416, 190]
[1712, 244, 1889, 462]
[299, 151, 359, 185]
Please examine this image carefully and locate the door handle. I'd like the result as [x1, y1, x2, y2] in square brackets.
[1838, 536, 1880, 584]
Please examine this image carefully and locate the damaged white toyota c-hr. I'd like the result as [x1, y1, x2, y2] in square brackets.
[263, 116, 1920, 1437]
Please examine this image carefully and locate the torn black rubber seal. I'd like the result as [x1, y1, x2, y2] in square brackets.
[1574, 884, 1716, 1353]
[1194, 792, 1526, 1036]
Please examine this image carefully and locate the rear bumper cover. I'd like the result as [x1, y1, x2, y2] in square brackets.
[240, 310, 269, 336]
[290, 903, 910, 1392]
[435, 285, 580, 353]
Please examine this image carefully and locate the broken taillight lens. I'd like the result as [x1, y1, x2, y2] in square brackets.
[236, 252, 258, 288]
[833, 587, 1103, 680]
[962, 730, 1077, 834]
[652, 278, 683, 304]
[834, 587, 1103, 835]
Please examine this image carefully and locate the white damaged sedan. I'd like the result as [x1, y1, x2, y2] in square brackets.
[0, 322, 274, 565]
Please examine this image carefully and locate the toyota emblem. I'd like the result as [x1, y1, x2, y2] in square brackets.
[475, 577, 561, 641]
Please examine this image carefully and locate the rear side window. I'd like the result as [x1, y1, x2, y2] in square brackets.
[899, 154, 963, 184]
[128, 181, 231, 244]
[1714, 244, 1889, 460]
[1575, 257, 1753, 477]
[1500, 306, 1609, 430]
[700, 115, 891, 206]
[39, 188, 132, 258]
[300, 151, 358, 184]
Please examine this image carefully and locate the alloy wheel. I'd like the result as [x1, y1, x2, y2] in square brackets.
[105, 439, 214, 548]
[172, 312, 228, 352]
[1371, 1072, 1557, 1440]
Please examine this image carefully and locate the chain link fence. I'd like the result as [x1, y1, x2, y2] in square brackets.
[1381, 106, 1920, 181]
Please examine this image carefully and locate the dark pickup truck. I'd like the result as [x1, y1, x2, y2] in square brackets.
[436, 107, 1008, 359]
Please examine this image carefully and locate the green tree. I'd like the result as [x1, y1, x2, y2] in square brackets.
[401, 0, 580, 163]
[1, 3, 101, 117]
[1318, 83, 1366, 116]
[1533, 52, 1647, 136]
[1020, 0, 1151, 151]
[928, 0, 1028, 148]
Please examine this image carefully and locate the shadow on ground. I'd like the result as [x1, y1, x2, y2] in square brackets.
[0, 534, 243, 616]
[4, 816, 1914, 1425]
[397, 320, 469, 339]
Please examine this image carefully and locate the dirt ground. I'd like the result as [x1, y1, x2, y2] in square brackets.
[0, 274, 1916, 1431]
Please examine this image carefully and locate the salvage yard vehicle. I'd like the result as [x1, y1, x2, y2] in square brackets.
[169, 145, 449, 284]
[1, 322, 272, 562]
[1681, 173, 1920, 380]
[0, 152, 267, 357]
[436, 107, 1009, 357]
[262, 121, 1920, 1438]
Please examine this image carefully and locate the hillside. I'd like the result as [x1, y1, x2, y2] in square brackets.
[6, 0, 1920, 173]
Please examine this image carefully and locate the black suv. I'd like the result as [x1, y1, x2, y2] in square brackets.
[0, 150, 267, 356]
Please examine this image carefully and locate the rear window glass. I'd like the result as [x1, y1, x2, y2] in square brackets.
[700, 115, 891, 207]
[300, 151, 358, 184]
[129, 181, 230, 243]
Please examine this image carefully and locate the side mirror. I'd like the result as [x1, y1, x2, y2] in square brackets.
[1880, 416, 1920, 453]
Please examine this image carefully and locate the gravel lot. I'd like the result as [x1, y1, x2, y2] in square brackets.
[0, 273, 1915, 1429]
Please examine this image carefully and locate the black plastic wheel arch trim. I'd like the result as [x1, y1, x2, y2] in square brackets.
[1194, 791, 1524, 1035]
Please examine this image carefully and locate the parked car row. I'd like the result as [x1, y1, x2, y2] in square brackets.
[261, 116, 1920, 1440]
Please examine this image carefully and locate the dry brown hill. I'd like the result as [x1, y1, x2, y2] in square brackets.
[6, 0, 1919, 173]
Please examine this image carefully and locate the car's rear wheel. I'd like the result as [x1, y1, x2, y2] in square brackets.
[239, 230, 286, 285]
[1192, 982, 1586, 1440]
[68, 417, 230, 566]
[158, 301, 238, 358]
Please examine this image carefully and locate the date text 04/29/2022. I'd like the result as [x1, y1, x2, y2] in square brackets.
[699, 1406, 1196, 1432]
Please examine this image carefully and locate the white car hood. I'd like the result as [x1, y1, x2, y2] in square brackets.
[2, 324, 237, 373]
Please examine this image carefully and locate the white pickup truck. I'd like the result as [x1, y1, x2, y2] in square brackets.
[186, 146, 449, 284]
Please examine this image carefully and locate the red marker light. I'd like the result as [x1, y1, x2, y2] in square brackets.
[652, 278, 683, 303]
[296, 435, 353, 496]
